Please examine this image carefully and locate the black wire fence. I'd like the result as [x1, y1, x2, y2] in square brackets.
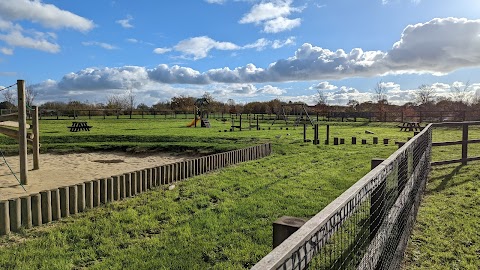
[252, 124, 433, 270]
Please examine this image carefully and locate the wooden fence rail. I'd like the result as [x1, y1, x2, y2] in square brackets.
[431, 121, 480, 166]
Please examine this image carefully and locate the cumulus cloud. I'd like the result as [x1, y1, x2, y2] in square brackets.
[0, 29, 60, 53]
[383, 17, 480, 74]
[263, 17, 301, 33]
[311, 81, 338, 91]
[0, 0, 94, 32]
[116, 15, 134, 28]
[243, 38, 271, 51]
[153, 47, 172, 54]
[239, 0, 302, 33]
[174, 36, 240, 60]
[0, 1, 93, 54]
[82, 41, 117, 50]
[1, 47, 13, 55]
[29, 17, 480, 104]
[272, 37, 296, 49]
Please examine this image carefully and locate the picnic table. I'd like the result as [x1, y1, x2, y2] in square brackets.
[398, 122, 422, 132]
[68, 121, 92, 132]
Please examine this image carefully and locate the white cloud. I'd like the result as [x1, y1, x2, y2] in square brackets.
[0, 29, 59, 53]
[243, 38, 271, 51]
[126, 38, 138, 43]
[28, 17, 480, 104]
[239, 0, 303, 33]
[82, 41, 117, 50]
[258, 85, 285, 95]
[205, 0, 226, 4]
[153, 47, 172, 54]
[173, 36, 240, 60]
[312, 81, 338, 91]
[0, 0, 94, 32]
[116, 15, 134, 29]
[272, 37, 296, 49]
[263, 17, 301, 33]
[0, 47, 13, 55]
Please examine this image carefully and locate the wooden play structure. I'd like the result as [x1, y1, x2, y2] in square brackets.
[187, 98, 211, 128]
[0, 80, 40, 186]
[271, 103, 315, 126]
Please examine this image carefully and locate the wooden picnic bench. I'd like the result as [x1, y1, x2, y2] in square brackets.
[68, 121, 92, 132]
[398, 122, 422, 132]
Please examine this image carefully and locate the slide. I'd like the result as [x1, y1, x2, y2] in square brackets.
[186, 118, 200, 127]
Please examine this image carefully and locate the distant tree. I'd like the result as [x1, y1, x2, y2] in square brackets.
[2, 89, 16, 109]
[137, 103, 150, 110]
[347, 99, 359, 111]
[25, 86, 38, 107]
[316, 90, 328, 106]
[451, 81, 471, 104]
[126, 88, 136, 111]
[414, 84, 436, 106]
[374, 81, 388, 103]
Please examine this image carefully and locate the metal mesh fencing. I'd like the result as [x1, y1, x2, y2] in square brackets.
[252, 124, 432, 270]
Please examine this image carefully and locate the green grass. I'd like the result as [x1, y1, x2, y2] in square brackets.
[403, 163, 480, 270]
[1, 119, 477, 269]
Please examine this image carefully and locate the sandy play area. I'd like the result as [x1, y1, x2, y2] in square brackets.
[0, 152, 191, 200]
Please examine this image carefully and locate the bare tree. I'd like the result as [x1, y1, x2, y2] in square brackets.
[125, 88, 136, 111]
[2, 89, 16, 109]
[106, 94, 128, 109]
[316, 90, 328, 105]
[451, 81, 471, 104]
[374, 81, 388, 103]
[25, 86, 38, 107]
[414, 84, 436, 105]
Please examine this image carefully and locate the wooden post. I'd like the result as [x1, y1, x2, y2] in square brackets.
[33, 106, 40, 170]
[462, 123, 468, 165]
[325, 125, 330, 145]
[370, 159, 385, 241]
[17, 80, 28, 185]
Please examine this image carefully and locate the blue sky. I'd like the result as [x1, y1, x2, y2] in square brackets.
[0, 0, 480, 106]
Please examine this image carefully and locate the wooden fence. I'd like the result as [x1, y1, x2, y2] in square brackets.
[431, 121, 480, 166]
[0, 143, 272, 235]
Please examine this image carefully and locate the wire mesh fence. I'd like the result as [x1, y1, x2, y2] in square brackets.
[252, 124, 432, 270]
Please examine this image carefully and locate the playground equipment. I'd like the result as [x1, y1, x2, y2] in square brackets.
[230, 114, 260, 131]
[0, 80, 40, 185]
[271, 103, 315, 126]
[187, 98, 211, 128]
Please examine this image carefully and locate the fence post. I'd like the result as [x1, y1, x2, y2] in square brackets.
[17, 80, 28, 185]
[370, 158, 385, 242]
[32, 106, 40, 170]
[462, 123, 468, 165]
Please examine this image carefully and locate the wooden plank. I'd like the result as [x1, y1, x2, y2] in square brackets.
[0, 126, 33, 139]
[433, 121, 480, 127]
[0, 121, 30, 129]
[0, 113, 18, 122]
[433, 139, 480, 147]
[431, 156, 480, 166]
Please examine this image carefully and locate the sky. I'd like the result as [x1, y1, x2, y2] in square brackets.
[0, 0, 480, 106]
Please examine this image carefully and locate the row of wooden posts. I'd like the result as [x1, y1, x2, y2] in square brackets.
[0, 143, 272, 235]
[306, 124, 404, 145]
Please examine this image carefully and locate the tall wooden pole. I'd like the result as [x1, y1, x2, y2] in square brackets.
[17, 80, 28, 185]
[32, 106, 40, 170]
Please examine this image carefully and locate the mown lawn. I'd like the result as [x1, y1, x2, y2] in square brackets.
[402, 124, 480, 269]
[0, 119, 404, 269]
[403, 163, 480, 269]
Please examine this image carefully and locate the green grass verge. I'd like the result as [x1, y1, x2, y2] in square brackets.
[403, 163, 480, 270]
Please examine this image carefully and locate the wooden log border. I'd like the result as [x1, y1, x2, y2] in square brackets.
[0, 143, 272, 235]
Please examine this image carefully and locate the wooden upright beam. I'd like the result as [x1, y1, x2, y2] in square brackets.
[33, 106, 40, 170]
[17, 80, 28, 185]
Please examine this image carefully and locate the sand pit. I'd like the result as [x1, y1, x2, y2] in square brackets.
[0, 152, 191, 200]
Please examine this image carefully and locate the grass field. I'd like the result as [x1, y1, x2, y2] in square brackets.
[0, 118, 478, 269]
